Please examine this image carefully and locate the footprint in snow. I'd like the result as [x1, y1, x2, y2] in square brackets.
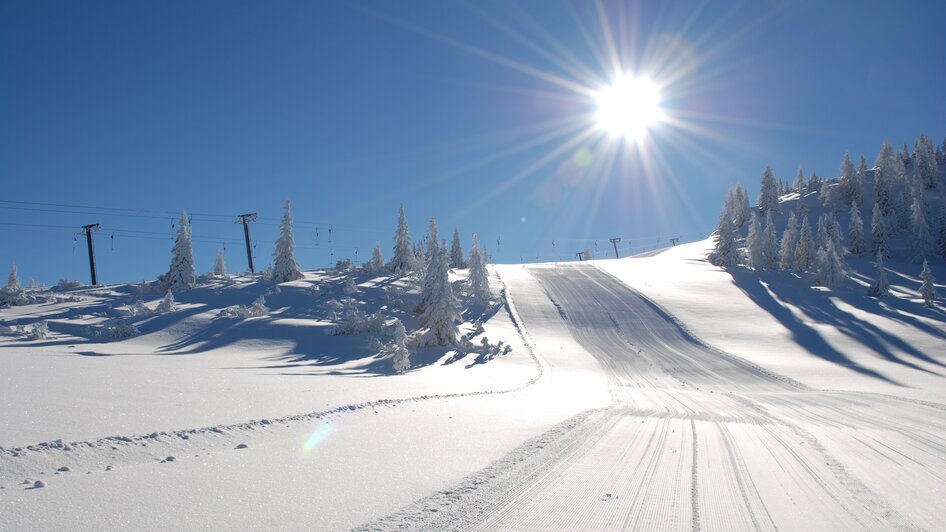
[235, 443, 248, 449]
[57, 466, 70, 473]
[27, 480, 45, 489]
[161, 456, 176, 463]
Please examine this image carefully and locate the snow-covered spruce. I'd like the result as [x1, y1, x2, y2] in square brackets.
[815, 238, 847, 289]
[367, 242, 384, 273]
[871, 203, 888, 259]
[867, 252, 890, 297]
[156, 290, 176, 313]
[213, 249, 228, 277]
[0, 263, 27, 307]
[761, 210, 779, 268]
[468, 233, 490, 303]
[221, 295, 269, 319]
[794, 215, 814, 272]
[708, 207, 742, 268]
[388, 320, 411, 374]
[848, 200, 865, 255]
[425, 216, 439, 260]
[779, 212, 799, 270]
[391, 204, 412, 276]
[28, 320, 49, 341]
[417, 240, 459, 346]
[450, 227, 465, 269]
[746, 212, 764, 270]
[160, 212, 197, 291]
[910, 194, 935, 263]
[270, 200, 303, 283]
[758, 165, 779, 216]
[919, 259, 937, 307]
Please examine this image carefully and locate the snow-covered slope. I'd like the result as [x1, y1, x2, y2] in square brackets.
[3, 221, 945, 529]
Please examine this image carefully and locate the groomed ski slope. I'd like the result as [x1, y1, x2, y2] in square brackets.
[366, 263, 946, 531]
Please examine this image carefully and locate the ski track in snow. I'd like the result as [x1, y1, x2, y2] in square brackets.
[0, 277, 548, 487]
[363, 264, 945, 531]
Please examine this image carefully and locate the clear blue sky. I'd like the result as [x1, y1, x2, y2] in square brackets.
[1, 0, 944, 285]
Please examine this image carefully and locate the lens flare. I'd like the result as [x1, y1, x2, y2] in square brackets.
[303, 419, 336, 453]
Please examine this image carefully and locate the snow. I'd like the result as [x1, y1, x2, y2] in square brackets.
[2, 211, 945, 528]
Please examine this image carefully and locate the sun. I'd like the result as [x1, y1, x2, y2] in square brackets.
[594, 75, 665, 141]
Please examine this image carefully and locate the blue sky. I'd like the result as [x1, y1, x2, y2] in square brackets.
[1, 0, 944, 285]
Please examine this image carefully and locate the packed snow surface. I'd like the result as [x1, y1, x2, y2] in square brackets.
[3, 241, 945, 530]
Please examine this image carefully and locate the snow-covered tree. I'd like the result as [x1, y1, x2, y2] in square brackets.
[919, 259, 937, 307]
[871, 202, 888, 259]
[368, 242, 385, 273]
[839, 151, 856, 206]
[820, 181, 839, 212]
[916, 134, 939, 190]
[425, 217, 439, 259]
[449, 227, 465, 269]
[758, 165, 779, 215]
[938, 196, 946, 259]
[761, 210, 779, 269]
[867, 252, 890, 297]
[343, 278, 358, 295]
[417, 241, 458, 346]
[815, 238, 846, 289]
[389, 320, 411, 374]
[746, 212, 764, 269]
[162, 212, 197, 291]
[391, 204, 413, 275]
[793, 166, 806, 193]
[7, 263, 20, 293]
[808, 172, 822, 193]
[794, 215, 814, 272]
[875, 141, 896, 217]
[156, 289, 176, 313]
[213, 249, 228, 277]
[468, 233, 490, 303]
[0, 263, 27, 306]
[732, 185, 751, 227]
[778, 212, 798, 270]
[852, 155, 867, 207]
[270, 200, 303, 283]
[911, 194, 935, 263]
[709, 208, 742, 268]
[848, 200, 865, 254]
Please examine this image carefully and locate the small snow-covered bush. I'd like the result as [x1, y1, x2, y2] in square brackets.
[342, 278, 358, 295]
[335, 259, 354, 271]
[333, 303, 387, 336]
[28, 321, 49, 341]
[126, 299, 152, 317]
[56, 279, 82, 290]
[155, 290, 176, 313]
[221, 295, 269, 319]
[89, 318, 139, 340]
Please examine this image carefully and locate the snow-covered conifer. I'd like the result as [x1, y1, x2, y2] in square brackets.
[853, 155, 867, 207]
[794, 215, 814, 272]
[875, 142, 895, 217]
[733, 185, 750, 227]
[270, 200, 303, 283]
[213, 250, 228, 277]
[911, 194, 935, 263]
[871, 202, 888, 259]
[848, 200, 865, 254]
[779, 212, 799, 270]
[369, 242, 384, 273]
[919, 259, 937, 307]
[815, 238, 846, 289]
[761, 210, 779, 269]
[389, 320, 411, 374]
[808, 172, 821, 193]
[867, 252, 890, 297]
[418, 242, 458, 346]
[156, 289, 176, 313]
[839, 151, 855, 206]
[709, 209, 742, 268]
[746, 212, 764, 269]
[758, 165, 779, 215]
[916, 134, 939, 190]
[426, 217, 439, 259]
[449, 227, 464, 269]
[163, 212, 197, 291]
[793, 167, 806, 193]
[468, 233, 490, 303]
[820, 181, 839, 212]
[391, 204, 413, 275]
[6, 263, 20, 293]
[0, 263, 27, 306]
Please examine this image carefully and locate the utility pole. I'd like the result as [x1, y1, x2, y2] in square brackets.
[576, 251, 585, 261]
[236, 213, 257, 275]
[609, 237, 622, 259]
[81, 224, 100, 285]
